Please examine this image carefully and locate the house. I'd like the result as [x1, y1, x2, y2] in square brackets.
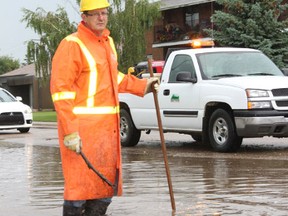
[146, 0, 218, 60]
[0, 64, 54, 111]
[147, 0, 288, 60]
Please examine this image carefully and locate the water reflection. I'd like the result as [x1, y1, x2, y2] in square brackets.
[0, 141, 63, 216]
[26, 145, 63, 209]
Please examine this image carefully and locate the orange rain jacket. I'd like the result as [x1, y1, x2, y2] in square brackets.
[50, 21, 147, 200]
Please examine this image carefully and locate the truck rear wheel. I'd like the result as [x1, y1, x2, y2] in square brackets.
[208, 108, 242, 152]
[120, 109, 141, 147]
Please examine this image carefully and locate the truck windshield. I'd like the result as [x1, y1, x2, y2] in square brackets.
[197, 51, 284, 80]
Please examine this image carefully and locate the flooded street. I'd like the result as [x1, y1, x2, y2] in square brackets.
[1, 124, 288, 215]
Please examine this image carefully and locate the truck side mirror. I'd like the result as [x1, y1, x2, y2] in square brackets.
[176, 72, 197, 83]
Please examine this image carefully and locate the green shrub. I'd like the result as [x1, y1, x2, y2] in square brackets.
[33, 111, 57, 122]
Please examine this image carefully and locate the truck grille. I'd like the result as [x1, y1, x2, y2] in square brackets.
[271, 88, 288, 108]
[271, 88, 288, 96]
[276, 101, 288, 107]
[0, 112, 24, 125]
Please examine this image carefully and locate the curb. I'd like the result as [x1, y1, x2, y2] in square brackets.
[33, 121, 57, 129]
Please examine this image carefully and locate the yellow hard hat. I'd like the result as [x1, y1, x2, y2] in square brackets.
[80, 0, 110, 12]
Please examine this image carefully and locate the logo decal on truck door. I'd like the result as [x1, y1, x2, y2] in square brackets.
[171, 94, 179, 102]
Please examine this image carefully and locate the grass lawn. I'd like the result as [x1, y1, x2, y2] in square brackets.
[33, 111, 57, 122]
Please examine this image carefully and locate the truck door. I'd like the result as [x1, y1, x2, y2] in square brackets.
[159, 54, 202, 131]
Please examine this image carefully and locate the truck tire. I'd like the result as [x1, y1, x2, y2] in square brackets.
[208, 108, 242, 152]
[120, 109, 141, 147]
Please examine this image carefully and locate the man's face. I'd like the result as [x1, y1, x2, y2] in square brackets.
[81, 8, 109, 35]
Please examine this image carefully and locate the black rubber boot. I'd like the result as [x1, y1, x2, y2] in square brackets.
[63, 205, 85, 216]
[84, 199, 111, 216]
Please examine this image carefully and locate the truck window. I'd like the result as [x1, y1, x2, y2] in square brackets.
[169, 54, 196, 83]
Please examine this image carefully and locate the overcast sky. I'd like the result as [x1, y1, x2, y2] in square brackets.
[0, 0, 81, 63]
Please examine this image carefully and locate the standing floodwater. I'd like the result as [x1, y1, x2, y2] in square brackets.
[0, 127, 288, 215]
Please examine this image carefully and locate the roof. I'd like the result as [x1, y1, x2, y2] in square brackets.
[160, 0, 214, 11]
[0, 64, 35, 77]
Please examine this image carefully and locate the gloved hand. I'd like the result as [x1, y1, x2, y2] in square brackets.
[64, 132, 82, 154]
[144, 77, 160, 94]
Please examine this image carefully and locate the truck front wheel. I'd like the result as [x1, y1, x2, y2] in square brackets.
[120, 109, 141, 147]
[208, 108, 242, 152]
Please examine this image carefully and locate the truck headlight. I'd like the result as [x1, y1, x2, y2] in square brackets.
[246, 89, 269, 97]
[246, 89, 271, 109]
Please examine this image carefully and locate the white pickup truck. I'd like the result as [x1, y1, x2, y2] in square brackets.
[119, 47, 288, 152]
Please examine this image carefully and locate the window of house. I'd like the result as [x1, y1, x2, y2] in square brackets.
[169, 54, 196, 83]
[185, 12, 199, 30]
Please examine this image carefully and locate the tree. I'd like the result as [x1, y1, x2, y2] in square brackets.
[108, 0, 161, 72]
[22, 7, 77, 81]
[22, 0, 160, 80]
[206, 0, 288, 67]
[0, 56, 20, 75]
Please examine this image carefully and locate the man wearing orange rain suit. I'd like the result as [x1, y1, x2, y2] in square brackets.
[50, 0, 158, 215]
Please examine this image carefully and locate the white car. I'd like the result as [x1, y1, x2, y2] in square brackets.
[0, 87, 32, 133]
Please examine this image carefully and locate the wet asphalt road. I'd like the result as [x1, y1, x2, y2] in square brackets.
[0, 123, 288, 216]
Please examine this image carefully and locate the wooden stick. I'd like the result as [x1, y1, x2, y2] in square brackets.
[147, 57, 176, 211]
